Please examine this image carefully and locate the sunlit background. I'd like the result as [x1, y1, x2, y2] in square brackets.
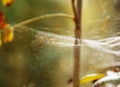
[0, 0, 120, 87]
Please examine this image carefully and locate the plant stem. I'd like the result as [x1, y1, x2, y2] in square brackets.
[72, 0, 82, 87]
[13, 13, 73, 28]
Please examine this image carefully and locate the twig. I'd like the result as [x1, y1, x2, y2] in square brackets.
[72, 0, 82, 87]
[13, 13, 73, 28]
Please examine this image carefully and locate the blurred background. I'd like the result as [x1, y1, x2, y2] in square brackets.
[0, 0, 120, 87]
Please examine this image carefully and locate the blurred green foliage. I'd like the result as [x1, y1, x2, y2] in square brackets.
[0, 0, 74, 87]
[0, 0, 74, 35]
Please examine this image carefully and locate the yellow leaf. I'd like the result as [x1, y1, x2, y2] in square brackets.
[1, 0, 14, 7]
[3, 24, 14, 43]
[80, 73, 105, 84]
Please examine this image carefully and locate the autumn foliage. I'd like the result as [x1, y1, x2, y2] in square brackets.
[0, 0, 14, 46]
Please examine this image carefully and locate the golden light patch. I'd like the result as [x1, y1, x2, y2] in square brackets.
[101, 16, 110, 33]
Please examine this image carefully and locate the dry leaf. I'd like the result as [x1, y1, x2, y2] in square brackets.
[1, 0, 14, 7]
[0, 11, 7, 29]
[3, 24, 14, 43]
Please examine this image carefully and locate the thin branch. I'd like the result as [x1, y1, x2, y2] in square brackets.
[13, 13, 73, 28]
[77, 0, 82, 29]
[72, 0, 82, 87]
[72, 0, 78, 22]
